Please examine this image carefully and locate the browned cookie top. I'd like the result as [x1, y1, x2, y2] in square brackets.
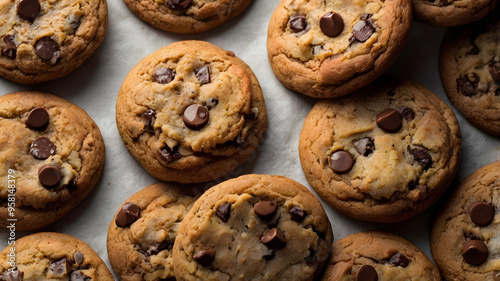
[413, 0, 498, 27]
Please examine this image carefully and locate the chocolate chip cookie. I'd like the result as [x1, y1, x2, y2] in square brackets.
[116, 40, 267, 183]
[0, 91, 105, 230]
[267, 0, 412, 98]
[123, 0, 252, 34]
[413, 0, 498, 27]
[172, 174, 333, 281]
[322, 231, 441, 281]
[107, 183, 201, 281]
[299, 77, 461, 223]
[0, 232, 114, 280]
[0, 0, 108, 84]
[440, 10, 500, 136]
[431, 161, 500, 280]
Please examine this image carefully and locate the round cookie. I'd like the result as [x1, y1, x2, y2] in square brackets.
[431, 161, 500, 280]
[267, 0, 412, 98]
[0, 0, 108, 84]
[0, 232, 114, 280]
[412, 0, 498, 27]
[172, 174, 333, 281]
[440, 11, 500, 136]
[116, 40, 267, 183]
[298, 77, 461, 223]
[0, 91, 105, 230]
[107, 183, 201, 281]
[322, 231, 441, 280]
[123, 0, 252, 34]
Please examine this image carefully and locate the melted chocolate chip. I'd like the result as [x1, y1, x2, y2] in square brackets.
[0, 270, 23, 281]
[167, 0, 192, 9]
[457, 75, 479, 97]
[26, 107, 49, 130]
[160, 146, 182, 163]
[35, 37, 59, 61]
[2, 35, 17, 59]
[115, 203, 141, 227]
[261, 228, 286, 250]
[320, 12, 344, 37]
[488, 61, 500, 82]
[49, 259, 73, 277]
[70, 271, 90, 281]
[352, 15, 375, 43]
[397, 106, 415, 121]
[289, 206, 306, 222]
[193, 248, 215, 266]
[30, 136, 56, 159]
[74, 252, 84, 265]
[216, 203, 231, 222]
[407, 146, 432, 170]
[195, 65, 210, 84]
[330, 150, 354, 174]
[353, 137, 375, 157]
[38, 165, 61, 189]
[254, 200, 278, 220]
[17, 0, 40, 21]
[376, 109, 402, 133]
[389, 252, 409, 267]
[462, 239, 488, 265]
[147, 240, 173, 256]
[469, 202, 494, 227]
[356, 265, 378, 281]
[155, 67, 174, 84]
[183, 104, 209, 130]
[289, 15, 307, 32]
[141, 109, 156, 133]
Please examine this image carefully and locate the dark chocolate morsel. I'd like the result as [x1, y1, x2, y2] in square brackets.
[356, 265, 378, 281]
[183, 104, 209, 130]
[155, 67, 174, 84]
[397, 106, 415, 121]
[376, 109, 402, 133]
[195, 65, 210, 84]
[456, 76, 479, 97]
[167, 0, 192, 9]
[216, 203, 231, 222]
[320, 12, 344, 37]
[469, 202, 494, 227]
[254, 200, 278, 219]
[38, 165, 61, 189]
[70, 271, 90, 281]
[49, 259, 73, 277]
[330, 150, 354, 174]
[193, 248, 215, 266]
[407, 146, 432, 170]
[289, 15, 307, 32]
[17, 0, 40, 21]
[2, 35, 17, 59]
[289, 206, 306, 222]
[160, 146, 183, 163]
[389, 252, 409, 267]
[30, 136, 56, 159]
[353, 137, 375, 157]
[35, 37, 59, 61]
[0, 270, 23, 281]
[462, 239, 488, 265]
[26, 107, 50, 130]
[74, 252, 84, 264]
[352, 16, 375, 43]
[261, 228, 286, 250]
[147, 240, 173, 256]
[115, 203, 141, 227]
[141, 109, 156, 133]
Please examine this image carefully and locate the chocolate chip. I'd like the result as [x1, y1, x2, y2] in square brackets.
[155, 67, 174, 84]
[397, 106, 415, 121]
[2, 35, 17, 59]
[193, 248, 215, 266]
[312, 44, 324, 56]
[49, 259, 73, 277]
[167, 0, 192, 9]
[66, 14, 81, 34]
[353, 137, 375, 157]
[30, 136, 56, 159]
[74, 252, 84, 265]
[488, 61, 500, 82]
[320, 12, 344, 37]
[38, 165, 61, 189]
[115, 203, 141, 227]
[254, 200, 277, 220]
[0, 270, 23, 281]
[183, 104, 209, 130]
[407, 178, 419, 190]
[407, 146, 432, 170]
[35, 37, 59, 61]
[263, 252, 275, 261]
[389, 253, 409, 267]
[26, 107, 50, 130]
[352, 16, 375, 43]
[141, 109, 156, 133]
[206, 98, 218, 108]
[289, 206, 306, 222]
[356, 265, 378, 281]
[330, 150, 354, 174]
[469, 202, 494, 227]
[70, 271, 90, 281]
[456, 76, 479, 97]
[261, 228, 286, 250]
[462, 239, 488, 265]
[160, 146, 182, 163]
[17, 0, 40, 21]
[216, 203, 231, 222]
[376, 109, 402, 133]
[289, 15, 307, 32]
[195, 65, 210, 84]
[147, 240, 173, 256]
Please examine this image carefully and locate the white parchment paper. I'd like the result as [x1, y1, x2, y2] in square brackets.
[1, 0, 499, 278]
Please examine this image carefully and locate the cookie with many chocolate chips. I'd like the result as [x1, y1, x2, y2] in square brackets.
[116, 40, 267, 183]
[298, 77, 461, 222]
[172, 174, 333, 281]
[107, 183, 201, 281]
[0, 0, 108, 84]
[0, 232, 114, 280]
[412, 0, 498, 27]
[123, 0, 253, 34]
[431, 161, 500, 281]
[322, 231, 441, 281]
[440, 10, 500, 135]
[267, 0, 412, 98]
[0, 92, 105, 230]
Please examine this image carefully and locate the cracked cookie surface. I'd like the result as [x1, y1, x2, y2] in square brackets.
[440, 11, 500, 136]
[172, 174, 333, 281]
[298, 77, 461, 223]
[0, 232, 114, 280]
[266, 0, 411, 98]
[0, 91, 105, 230]
[413, 0, 498, 27]
[431, 161, 500, 281]
[116, 40, 267, 183]
[107, 183, 200, 281]
[123, 0, 252, 34]
[322, 231, 441, 281]
[0, 0, 108, 84]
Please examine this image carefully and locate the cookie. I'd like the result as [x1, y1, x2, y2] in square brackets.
[107, 183, 201, 281]
[440, 11, 500, 136]
[116, 40, 267, 183]
[0, 232, 113, 280]
[431, 161, 500, 280]
[123, 0, 252, 34]
[322, 231, 441, 280]
[0, 91, 105, 230]
[172, 174, 333, 281]
[267, 0, 412, 98]
[412, 0, 498, 27]
[298, 77, 461, 223]
[0, 0, 108, 84]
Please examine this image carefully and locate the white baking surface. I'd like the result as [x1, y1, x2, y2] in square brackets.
[1, 0, 499, 279]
